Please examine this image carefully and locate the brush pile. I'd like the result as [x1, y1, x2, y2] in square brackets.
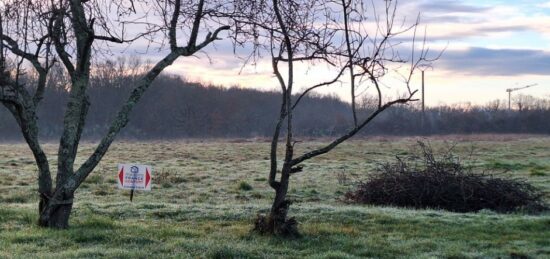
[345, 142, 547, 213]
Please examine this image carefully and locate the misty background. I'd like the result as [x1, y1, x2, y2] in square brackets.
[1, 58, 549, 141]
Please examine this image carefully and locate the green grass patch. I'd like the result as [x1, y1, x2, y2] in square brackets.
[0, 137, 548, 258]
[238, 181, 253, 191]
[486, 161, 529, 171]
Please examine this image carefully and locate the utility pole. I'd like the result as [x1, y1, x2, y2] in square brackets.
[421, 70, 425, 132]
[422, 70, 425, 115]
[506, 89, 512, 110]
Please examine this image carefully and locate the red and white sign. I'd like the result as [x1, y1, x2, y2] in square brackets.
[117, 164, 152, 191]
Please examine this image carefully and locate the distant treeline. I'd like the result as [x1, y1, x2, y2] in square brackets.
[1, 60, 550, 140]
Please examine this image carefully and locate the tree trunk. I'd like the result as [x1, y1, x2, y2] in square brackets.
[268, 189, 294, 231]
[38, 191, 74, 229]
[255, 167, 299, 237]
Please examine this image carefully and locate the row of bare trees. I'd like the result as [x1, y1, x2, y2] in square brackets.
[3, 71, 548, 140]
[1, 0, 435, 234]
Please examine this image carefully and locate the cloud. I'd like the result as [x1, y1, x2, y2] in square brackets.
[416, 0, 492, 14]
[390, 23, 534, 43]
[438, 47, 550, 76]
[395, 1, 550, 41]
[96, 1, 550, 84]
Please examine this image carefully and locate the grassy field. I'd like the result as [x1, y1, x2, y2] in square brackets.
[0, 135, 549, 258]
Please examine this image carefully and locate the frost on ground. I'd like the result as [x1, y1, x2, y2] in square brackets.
[0, 136, 549, 258]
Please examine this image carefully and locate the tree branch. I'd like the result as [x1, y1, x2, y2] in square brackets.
[292, 64, 347, 110]
[50, 10, 75, 75]
[194, 25, 231, 50]
[93, 35, 124, 43]
[188, 0, 205, 48]
[169, 0, 182, 51]
[73, 22, 229, 188]
[290, 91, 418, 166]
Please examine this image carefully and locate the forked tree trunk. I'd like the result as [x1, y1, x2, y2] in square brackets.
[38, 203, 73, 229]
[38, 191, 74, 229]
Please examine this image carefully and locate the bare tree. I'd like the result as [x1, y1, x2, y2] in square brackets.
[252, 0, 439, 236]
[0, 0, 232, 228]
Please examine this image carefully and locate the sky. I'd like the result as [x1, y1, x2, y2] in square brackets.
[127, 0, 550, 106]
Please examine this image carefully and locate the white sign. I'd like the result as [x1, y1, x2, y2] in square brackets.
[117, 164, 152, 191]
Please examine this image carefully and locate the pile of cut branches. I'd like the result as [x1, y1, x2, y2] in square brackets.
[345, 141, 547, 213]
